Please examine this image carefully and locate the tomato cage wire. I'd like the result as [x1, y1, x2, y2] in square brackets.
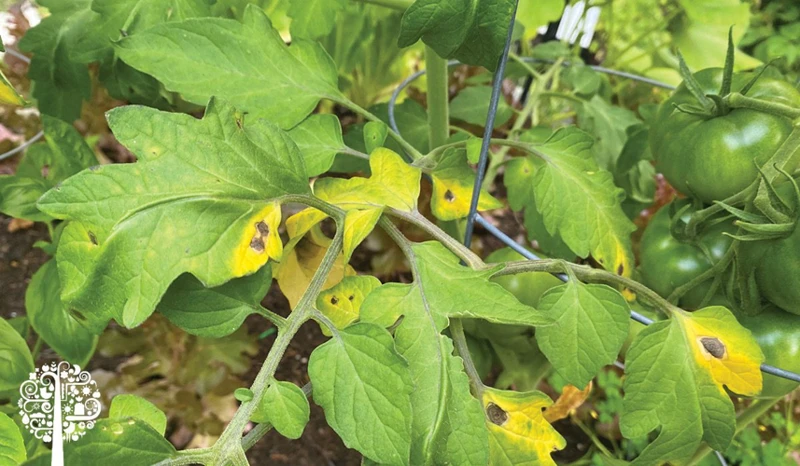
[386, 30, 800, 392]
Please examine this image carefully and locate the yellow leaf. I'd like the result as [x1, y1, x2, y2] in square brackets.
[482, 387, 566, 466]
[231, 202, 282, 277]
[429, 148, 502, 221]
[314, 148, 421, 211]
[286, 208, 327, 245]
[315, 275, 382, 335]
[343, 208, 381, 262]
[0, 70, 25, 106]
[675, 307, 764, 396]
[543, 383, 592, 423]
[275, 232, 354, 308]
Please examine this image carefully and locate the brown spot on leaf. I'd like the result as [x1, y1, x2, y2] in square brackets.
[330, 296, 339, 305]
[348, 295, 354, 301]
[250, 236, 265, 253]
[444, 189, 455, 202]
[88, 231, 98, 245]
[617, 263, 624, 275]
[486, 402, 508, 426]
[256, 221, 269, 236]
[701, 337, 725, 359]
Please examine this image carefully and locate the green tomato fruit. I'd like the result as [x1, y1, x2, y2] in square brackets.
[739, 306, 800, 398]
[650, 68, 800, 204]
[639, 202, 734, 309]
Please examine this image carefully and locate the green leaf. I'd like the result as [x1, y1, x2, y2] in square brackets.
[399, 0, 516, 70]
[64, 418, 175, 465]
[576, 96, 641, 171]
[535, 281, 630, 388]
[621, 307, 764, 465]
[309, 323, 412, 465]
[115, 5, 344, 129]
[0, 116, 97, 222]
[316, 275, 382, 332]
[18, 0, 92, 121]
[0, 412, 26, 466]
[158, 266, 272, 338]
[361, 242, 553, 464]
[364, 121, 388, 154]
[109, 395, 168, 436]
[288, 114, 350, 177]
[0, 318, 34, 395]
[450, 86, 513, 128]
[234, 388, 254, 402]
[38, 99, 309, 329]
[517, 127, 636, 276]
[26, 259, 97, 365]
[517, 0, 563, 41]
[288, 0, 346, 39]
[252, 381, 310, 440]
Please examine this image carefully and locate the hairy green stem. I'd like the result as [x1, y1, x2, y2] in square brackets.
[425, 47, 450, 150]
[449, 319, 485, 396]
[338, 98, 424, 160]
[253, 306, 287, 330]
[727, 93, 800, 120]
[30, 336, 43, 361]
[686, 397, 781, 466]
[387, 209, 484, 268]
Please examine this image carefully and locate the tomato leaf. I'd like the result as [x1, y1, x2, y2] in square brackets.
[64, 418, 175, 465]
[288, 114, 351, 177]
[398, 0, 516, 70]
[450, 86, 513, 128]
[361, 242, 553, 464]
[158, 266, 272, 338]
[38, 99, 309, 328]
[482, 388, 566, 466]
[0, 318, 34, 395]
[0, 412, 26, 466]
[26, 259, 97, 366]
[316, 275, 382, 333]
[252, 381, 310, 440]
[621, 306, 764, 464]
[308, 323, 412, 465]
[427, 148, 502, 221]
[535, 281, 630, 389]
[288, 0, 347, 39]
[115, 5, 344, 129]
[109, 395, 168, 436]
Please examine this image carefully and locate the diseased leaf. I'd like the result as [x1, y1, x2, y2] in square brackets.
[289, 0, 347, 39]
[64, 418, 175, 465]
[288, 114, 350, 177]
[516, 127, 636, 275]
[158, 266, 272, 338]
[316, 275, 382, 333]
[0, 412, 26, 466]
[109, 395, 168, 436]
[0, 318, 33, 395]
[535, 281, 630, 388]
[621, 307, 764, 465]
[0, 116, 97, 222]
[18, 0, 92, 121]
[342, 208, 382, 262]
[309, 323, 412, 465]
[0, 70, 24, 106]
[26, 259, 97, 366]
[38, 99, 309, 328]
[115, 5, 344, 129]
[399, 0, 516, 70]
[450, 86, 513, 128]
[543, 383, 593, 423]
[428, 148, 502, 221]
[252, 381, 310, 440]
[361, 242, 553, 464]
[482, 388, 566, 466]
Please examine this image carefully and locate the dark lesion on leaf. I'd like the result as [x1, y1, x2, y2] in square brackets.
[249, 236, 265, 253]
[256, 221, 269, 236]
[330, 296, 339, 305]
[486, 402, 508, 426]
[88, 231, 98, 245]
[444, 189, 455, 202]
[700, 337, 726, 359]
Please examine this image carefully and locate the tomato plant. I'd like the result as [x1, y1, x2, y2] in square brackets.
[0, 1, 798, 466]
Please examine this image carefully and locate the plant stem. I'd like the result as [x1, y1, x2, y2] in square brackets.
[31, 336, 42, 361]
[352, 0, 413, 10]
[686, 397, 781, 466]
[727, 93, 800, 120]
[425, 46, 450, 150]
[495, 259, 680, 316]
[253, 306, 287, 330]
[449, 319, 485, 396]
[387, 209, 484, 268]
[340, 98, 425, 160]
[210, 224, 344, 464]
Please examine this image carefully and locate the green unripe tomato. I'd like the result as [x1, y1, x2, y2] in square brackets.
[650, 68, 800, 204]
[739, 306, 800, 398]
[639, 202, 734, 309]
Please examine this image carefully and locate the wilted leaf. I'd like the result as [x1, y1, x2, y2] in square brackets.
[544, 383, 592, 423]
